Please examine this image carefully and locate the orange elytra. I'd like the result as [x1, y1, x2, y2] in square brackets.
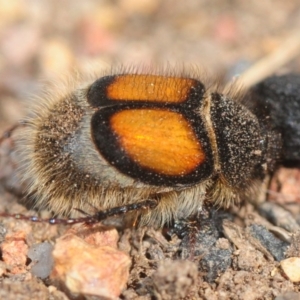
[106, 74, 196, 103]
[110, 109, 205, 176]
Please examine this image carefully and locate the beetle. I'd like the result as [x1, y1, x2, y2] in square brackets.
[2, 69, 300, 227]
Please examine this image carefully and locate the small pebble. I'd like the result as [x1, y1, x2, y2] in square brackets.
[51, 228, 131, 299]
[28, 242, 54, 279]
[280, 257, 300, 282]
[1, 230, 28, 274]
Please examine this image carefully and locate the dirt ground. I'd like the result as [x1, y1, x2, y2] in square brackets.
[1, 1, 300, 299]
